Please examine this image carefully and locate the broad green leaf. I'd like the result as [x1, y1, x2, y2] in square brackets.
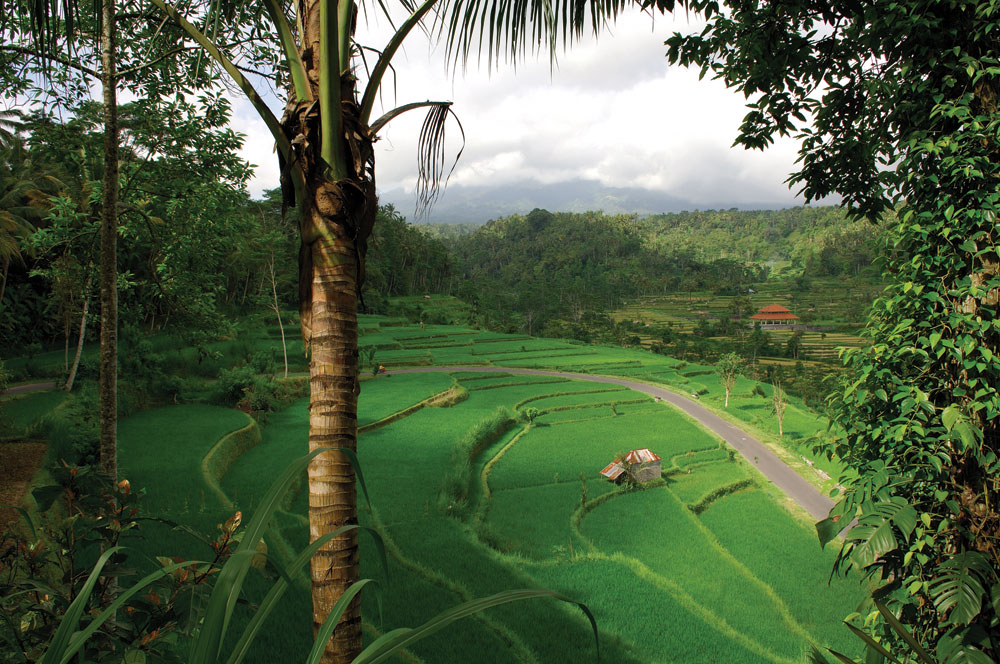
[941, 405, 960, 430]
[816, 516, 844, 548]
[931, 552, 989, 626]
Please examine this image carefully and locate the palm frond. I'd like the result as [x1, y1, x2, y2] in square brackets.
[435, 0, 630, 70]
[0, 109, 24, 148]
[0, 0, 87, 68]
[413, 102, 464, 218]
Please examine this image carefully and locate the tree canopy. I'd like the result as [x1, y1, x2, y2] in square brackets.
[667, 1, 1000, 660]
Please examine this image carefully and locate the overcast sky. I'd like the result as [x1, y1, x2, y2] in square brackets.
[229, 8, 812, 210]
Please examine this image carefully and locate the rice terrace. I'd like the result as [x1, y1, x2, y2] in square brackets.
[3, 0, 998, 661]
[3, 316, 865, 663]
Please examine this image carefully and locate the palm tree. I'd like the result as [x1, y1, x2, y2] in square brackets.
[151, 0, 629, 660]
[0, 138, 62, 304]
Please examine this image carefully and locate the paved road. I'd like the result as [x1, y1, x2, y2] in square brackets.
[2, 369, 835, 519]
[390, 366, 834, 521]
[2, 381, 57, 397]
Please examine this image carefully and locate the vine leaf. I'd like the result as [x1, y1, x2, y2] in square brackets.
[849, 497, 916, 568]
[931, 552, 992, 627]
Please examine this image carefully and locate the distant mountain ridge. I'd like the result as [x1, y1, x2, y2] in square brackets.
[379, 178, 803, 224]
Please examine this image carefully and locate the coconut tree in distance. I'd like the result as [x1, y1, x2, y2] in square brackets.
[147, 0, 631, 660]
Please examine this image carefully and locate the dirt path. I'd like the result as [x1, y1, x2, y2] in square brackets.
[390, 366, 834, 521]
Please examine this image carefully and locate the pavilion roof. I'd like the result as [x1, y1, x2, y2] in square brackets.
[750, 304, 798, 320]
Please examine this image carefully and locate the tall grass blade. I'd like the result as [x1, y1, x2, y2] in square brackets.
[873, 600, 936, 664]
[352, 589, 601, 664]
[305, 579, 376, 664]
[226, 525, 387, 664]
[0, 504, 36, 538]
[190, 448, 327, 664]
[844, 622, 902, 664]
[39, 546, 120, 664]
[809, 647, 834, 664]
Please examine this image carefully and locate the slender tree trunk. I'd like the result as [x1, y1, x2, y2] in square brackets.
[65, 291, 90, 392]
[269, 255, 288, 378]
[98, 0, 119, 482]
[292, 77, 377, 664]
[306, 218, 361, 664]
[64, 307, 70, 373]
[241, 271, 251, 305]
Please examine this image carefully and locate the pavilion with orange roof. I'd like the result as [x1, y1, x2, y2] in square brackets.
[749, 304, 799, 328]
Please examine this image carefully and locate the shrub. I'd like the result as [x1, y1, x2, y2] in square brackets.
[248, 350, 276, 375]
[1, 465, 240, 664]
[213, 365, 261, 407]
[32, 386, 100, 466]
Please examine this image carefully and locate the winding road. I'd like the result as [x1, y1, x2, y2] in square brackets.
[390, 366, 835, 521]
[3, 369, 835, 520]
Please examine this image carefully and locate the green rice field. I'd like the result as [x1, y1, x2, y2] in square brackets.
[612, 275, 881, 365]
[108, 315, 864, 664]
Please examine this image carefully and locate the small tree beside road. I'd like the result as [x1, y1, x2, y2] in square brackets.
[771, 381, 786, 438]
[717, 352, 742, 408]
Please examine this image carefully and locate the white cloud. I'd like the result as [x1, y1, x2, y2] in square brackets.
[233, 6, 808, 209]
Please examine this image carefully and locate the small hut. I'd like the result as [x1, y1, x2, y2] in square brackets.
[749, 304, 799, 328]
[600, 448, 662, 484]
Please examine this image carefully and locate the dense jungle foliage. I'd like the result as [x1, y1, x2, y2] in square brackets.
[442, 205, 884, 338]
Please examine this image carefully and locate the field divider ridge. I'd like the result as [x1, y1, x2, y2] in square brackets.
[570, 486, 816, 661]
[199, 415, 302, 573]
[474, 424, 531, 525]
[358, 380, 468, 435]
[201, 415, 260, 512]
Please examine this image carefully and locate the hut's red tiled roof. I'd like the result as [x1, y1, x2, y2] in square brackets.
[750, 304, 799, 320]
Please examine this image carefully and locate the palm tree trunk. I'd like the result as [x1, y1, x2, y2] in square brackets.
[98, 0, 119, 482]
[289, 60, 377, 659]
[307, 232, 360, 663]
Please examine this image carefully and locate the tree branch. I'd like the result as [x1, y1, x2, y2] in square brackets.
[0, 45, 100, 79]
[116, 47, 194, 79]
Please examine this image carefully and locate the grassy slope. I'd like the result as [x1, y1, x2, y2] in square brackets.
[102, 314, 863, 664]
[1, 390, 68, 436]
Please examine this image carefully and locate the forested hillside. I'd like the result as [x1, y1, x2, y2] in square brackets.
[438, 206, 885, 339]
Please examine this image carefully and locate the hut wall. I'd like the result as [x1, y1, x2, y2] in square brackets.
[630, 461, 661, 483]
